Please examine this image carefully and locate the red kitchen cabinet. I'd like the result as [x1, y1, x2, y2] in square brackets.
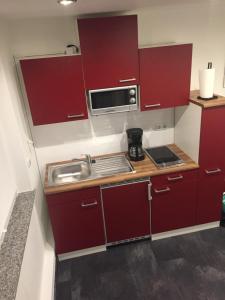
[196, 107, 225, 224]
[78, 15, 139, 89]
[46, 187, 105, 254]
[151, 170, 198, 234]
[20, 55, 88, 125]
[196, 173, 223, 224]
[139, 44, 192, 111]
[101, 179, 151, 244]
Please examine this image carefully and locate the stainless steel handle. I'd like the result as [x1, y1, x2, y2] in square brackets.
[148, 182, 152, 201]
[205, 168, 221, 175]
[154, 187, 170, 194]
[167, 175, 183, 181]
[67, 113, 85, 119]
[145, 104, 161, 108]
[105, 109, 116, 113]
[119, 78, 136, 83]
[81, 201, 98, 208]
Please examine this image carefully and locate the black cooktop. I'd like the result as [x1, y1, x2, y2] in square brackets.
[145, 146, 183, 168]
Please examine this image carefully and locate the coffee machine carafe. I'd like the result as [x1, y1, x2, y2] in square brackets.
[126, 128, 145, 161]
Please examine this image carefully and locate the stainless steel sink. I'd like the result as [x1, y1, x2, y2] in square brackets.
[47, 154, 135, 186]
[48, 161, 92, 185]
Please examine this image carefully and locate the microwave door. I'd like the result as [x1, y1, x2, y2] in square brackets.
[89, 86, 138, 115]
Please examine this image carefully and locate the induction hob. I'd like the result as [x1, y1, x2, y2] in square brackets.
[145, 146, 184, 168]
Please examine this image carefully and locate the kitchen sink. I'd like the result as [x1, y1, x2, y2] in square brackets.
[47, 154, 135, 186]
[48, 161, 93, 186]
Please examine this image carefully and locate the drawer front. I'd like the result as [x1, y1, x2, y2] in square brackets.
[151, 169, 198, 187]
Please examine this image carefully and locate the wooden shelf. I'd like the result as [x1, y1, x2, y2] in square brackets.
[190, 90, 225, 108]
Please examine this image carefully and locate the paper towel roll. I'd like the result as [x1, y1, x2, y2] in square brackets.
[199, 68, 215, 99]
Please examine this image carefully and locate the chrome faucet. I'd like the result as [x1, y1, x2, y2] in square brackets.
[84, 154, 92, 167]
[72, 154, 92, 172]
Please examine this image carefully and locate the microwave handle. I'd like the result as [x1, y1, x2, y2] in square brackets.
[119, 78, 136, 83]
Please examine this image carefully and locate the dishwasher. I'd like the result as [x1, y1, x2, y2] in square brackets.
[100, 177, 152, 246]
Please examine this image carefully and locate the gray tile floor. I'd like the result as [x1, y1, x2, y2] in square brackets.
[55, 227, 225, 300]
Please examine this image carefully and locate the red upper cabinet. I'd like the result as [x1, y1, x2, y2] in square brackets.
[139, 44, 192, 111]
[78, 15, 139, 89]
[20, 55, 88, 126]
[199, 107, 225, 174]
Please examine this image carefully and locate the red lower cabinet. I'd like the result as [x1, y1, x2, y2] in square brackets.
[101, 179, 151, 244]
[196, 170, 223, 225]
[151, 170, 198, 234]
[196, 106, 225, 224]
[46, 187, 105, 254]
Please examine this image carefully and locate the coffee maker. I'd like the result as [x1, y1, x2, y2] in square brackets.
[126, 128, 145, 161]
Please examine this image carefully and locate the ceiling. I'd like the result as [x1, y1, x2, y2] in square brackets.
[0, 0, 217, 19]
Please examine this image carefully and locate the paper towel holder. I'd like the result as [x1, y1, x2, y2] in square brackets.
[197, 95, 218, 101]
[197, 62, 218, 101]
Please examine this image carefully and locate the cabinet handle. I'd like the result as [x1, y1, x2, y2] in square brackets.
[81, 201, 98, 208]
[154, 187, 170, 194]
[167, 175, 183, 181]
[205, 168, 221, 175]
[119, 78, 136, 83]
[67, 113, 85, 119]
[148, 182, 152, 201]
[144, 104, 161, 108]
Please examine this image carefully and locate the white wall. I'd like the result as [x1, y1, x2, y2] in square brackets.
[0, 19, 31, 240]
[0, 125, 17, 244]
[0, 20, 31, 193]
[136, 2, 225, 94]
[0, 19, 54, 300]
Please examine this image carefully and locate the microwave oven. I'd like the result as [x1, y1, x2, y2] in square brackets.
[88, 85, 138, 116]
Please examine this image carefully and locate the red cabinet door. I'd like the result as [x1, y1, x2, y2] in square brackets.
[20, 55, 88, 125]
[102, 180, 151, 244]
[46, 187, 105, 254]
[78, 15, 139, 89]
[139, 44, 192, 111]
[196, 173, 223, 224]
[196, 107, 225, 224]
[199, 107, 225, 173]
[151, 170, 198, 234]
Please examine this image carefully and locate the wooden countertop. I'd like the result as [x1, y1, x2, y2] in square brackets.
[190, 90, 225, 108]
[44, 144, 199, 195]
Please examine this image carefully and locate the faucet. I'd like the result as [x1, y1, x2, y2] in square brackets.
[72, 154, 92, 172]
[84, 154, 92, 167]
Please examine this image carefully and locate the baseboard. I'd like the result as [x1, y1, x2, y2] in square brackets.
[58, 245, 106, 261]
[152, 221, 220, 241]
[39, 226, 56, 300]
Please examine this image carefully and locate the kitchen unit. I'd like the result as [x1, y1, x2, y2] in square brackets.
[45, 145, 199, 259]
[17, 14, 225, 261]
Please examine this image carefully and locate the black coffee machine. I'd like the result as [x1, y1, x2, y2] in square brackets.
[126, 128, 145, 161]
